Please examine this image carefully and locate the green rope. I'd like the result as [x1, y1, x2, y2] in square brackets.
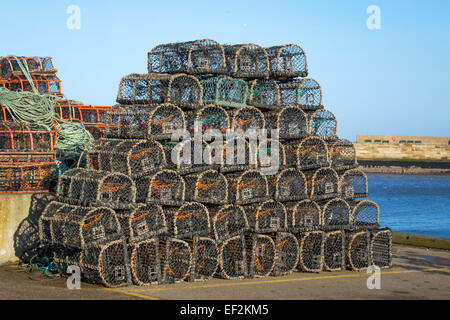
[55, 121, 94, 153]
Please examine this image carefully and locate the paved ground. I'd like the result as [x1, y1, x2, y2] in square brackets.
[0, 244, 449, 300]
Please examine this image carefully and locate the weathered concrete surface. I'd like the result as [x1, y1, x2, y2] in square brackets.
[355, 142, 450, 161]
[0, 194, 32, 264]
[0, 244, 448, 300]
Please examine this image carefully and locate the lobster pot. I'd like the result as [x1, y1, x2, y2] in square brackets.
[185, 105, 230, 135]
[39, 201, 64, 245]
[186, 237, 219, 282]
[130, 238, 161, 285]
[323, 230, 345, 271]
[160, 238, 192, 283]
[306, 167, 340, 201]
[163, 140, 213, 175]
[245, 233, 276, 278]
[268, 232, 299, 276]
[137, 169, 185, 205]
[185, 170, 228, 204]
[322, 198, 351, 229]
[43, 201, 120, 249]
[256, 138, 287, 172]
[85, 139, 166, 179]
[117, 73, 203, 109]
[284, 137, 329, 170]
[269, 168, 307, 202]
[0, 122, 56, 152]
[201, 76, 248, 108]
[117, 203, 167, 243]
[266, 45, 307, 78]
[370, 229, 392, 269]
[288, 199, 322, 232]
[167, 202, 211, 238]
[265, 106, 308, 139]
[340, 168, 368, 199]
[53, 102, 83, 121]
[217, 234, 248, 279]
[148, 39, 227, 75]
[297, 79, 322, 110]
[0, 161, 54, 193]
[0, 105, 14, 121]
[0, 56, 56, 79]
[297, 231, 324, 273]
[56, 168, 136, 209]
[231, 106, 265, 132]
[243, 200, 288, 233]
[211, 205, 249, 243]
[226, 170, 270, 204]
[308, 109, 337, 140]
[247, 79, 280, 109]
[219, 137, 255, 173]
[224, 44, 270, 78]
[8, 74, 62, 96]
[105, 105, 186, 140]
[349, 200, 379, 229]
[328, 139, 357, 170]
[346, 231, 370, 271]
[0, 80, 7, 88]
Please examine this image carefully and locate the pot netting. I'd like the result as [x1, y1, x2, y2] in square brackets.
[370, 229, 392, 269]
[297, 79, 322, 110]
[131, 238, 161, 285]
[219, 137, 254, 173]
[284, 137, 329, 170]
[0, 160, 54, 193]
[224, 44, 270, 78]
[297, 231, 324, 272]
[201, 76, 248, 108]
[186, 105, 230, 135]
[247, 79, 280, 109]
[289, 199, 322, 232]
[349, 200, 379, 229]
[243, 200, 287, 233]
[256, 138, 286, 170]
[265, 106, 308, 139]
[168, 202, 211, 238]
[186, 237, 219, 281]
[268, 232, 299, 276]
[269, 168, 307, 202]
[231, 106, 265, 132]
[0, 57, 56, 79]
[306, 167, 340, 200]
[266, 45, 307, 78]
[340, 168, 368, 199]
[245, 233, 276, 278]
[185, 170, 228, 204]
[148, 39, 226, 75]
[227, 170, 269, 204]
[323, 230, 345, 271]
[322, 198, 351, 229]
[217, 234, 248, 279]
[0, 122, 56, 152]
[346, 231, 370, 271]
[140, 169, 185, 205]
[8, 74, 62, 96]
[163, 139, 213, 174]
[211, 205, 249, 243]
[160, 238, 192, 283]
[308, 109, 337, 140]
[328, 139, 357, 170]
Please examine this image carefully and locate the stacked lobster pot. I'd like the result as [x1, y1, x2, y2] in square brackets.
[39, 39, 392, 288]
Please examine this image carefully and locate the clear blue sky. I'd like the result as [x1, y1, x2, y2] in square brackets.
[1, 0, 449, 141]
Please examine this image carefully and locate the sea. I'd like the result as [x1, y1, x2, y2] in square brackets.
[367, 174, 450, 239]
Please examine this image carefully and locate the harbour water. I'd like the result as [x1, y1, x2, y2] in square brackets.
[367, 174, 450, 239]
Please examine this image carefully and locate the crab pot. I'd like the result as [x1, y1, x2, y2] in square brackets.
[163, 140, 213, 175]
[148, 39, 227, 75]
[56, 168, 136, 209]
[297, 231, 324, 273]
[323, 230, 345, 271]
[226, 170, 270, 205]
[322, 198, 351, 229]
[306, 167, 340, 201]
[85, 139, 166, 179]
[117, 203, 167, 243]
[268, 168, 307, 202]
[117, 73, 203, 109]
[159, 238, 192, 283]
[53, 103, 82, 121]
[184, 170, 228, 204]
[265, 106, 308, 139]
[244, 233, 276, 278]
[224, 44, 270, 78]
[130, 238, 162, 285]
[308, 109, 337, 140]
[0, 160, 54, 193]
[231, 106, 265, 132]
[266, 44, 307, 78]
[0, 105, 14, 121]
[105, 105, 186, 140]
[185, 236, 219, 282]
[339, 168, 368, 199]
[349, 200, 380, 230]
[201, 76, 248, 108]
[39, 201, 121, 249]
[8, 74, 62, 96]
[346, 231, 370, 271]
[185, 105, 230, 135]
[288, 199, 322, 232]
[216, 234, 248, 279]
[0, 122, 57, 152]
[247, 79, 280, 109]
[370, 229, 392, 269]
[279, 78, 323, 109]
[0, 56, 56, 79]
[284, 137, 329, 170]
[84, 124, 106, 140]
[266, 232, 299, 276]
[243, 200, 288, 233]
[136, 169, 185, 205]
[328, 139, 357, 170]
[0, 80, 7, 88]
[210, 204, 249, 243]
[219, 136, 255, 173]
[165, 202, 211, 238]
[256, 138, 287, 171]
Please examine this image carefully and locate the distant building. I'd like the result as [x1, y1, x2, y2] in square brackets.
[357, 135, 449, 146]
